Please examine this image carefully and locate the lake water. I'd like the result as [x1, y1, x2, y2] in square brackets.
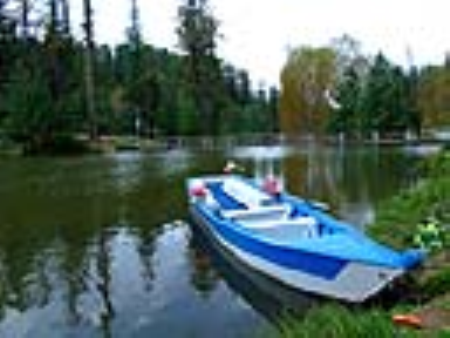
[0, 144, 420, 337]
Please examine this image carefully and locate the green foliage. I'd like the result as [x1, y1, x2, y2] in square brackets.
[281, 42, 424, 139]
[413, 218, 447, 252]
[418, 63, 450, 127]
[370, 176, 450, 249]
[280, 44, 424, 138]
[329, 66, 362, 134]
[3, 7, 450, 148]
[0, 26, 275, 150]
[0, 9, 14, 123]
[274, 304, 398, 338]
[177, 0, 223, 135]
[27, 133, 89, 155]
[360, 54, 419, 137]
[177, 0, 218, 57]
[421, 151, 450, 179]
[421, 267, 450, 299]
[359, 54, 408, 135]
[370, 151, 450, 249]
[3, 50, 53, 139]
[280, 46, 337, 134]
[0, 0, 278, 145]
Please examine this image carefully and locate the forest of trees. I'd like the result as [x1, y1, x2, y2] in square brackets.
[1, 1, 449, 153]
[280, 36, 450, 137]
[0, 0, 278, 152]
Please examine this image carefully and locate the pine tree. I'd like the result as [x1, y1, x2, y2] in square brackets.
[82, 0, 97, 139]
[177, 0, 222, 135]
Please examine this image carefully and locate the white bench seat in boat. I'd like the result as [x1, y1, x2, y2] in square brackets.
[221, 204, 289, 221]
[222, 178, 272, 208]
[242, 216, 319, 238]
[242, 216, 316, 229]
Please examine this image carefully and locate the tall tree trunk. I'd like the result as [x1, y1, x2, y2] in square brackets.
[20, 0, 30, 38]
[46, 0, 66, 108]
[82, 0, 96, 139]
[128, 0, 141, 45]
[60, 0, 71, 36]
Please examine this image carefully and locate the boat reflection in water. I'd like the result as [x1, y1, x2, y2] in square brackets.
[188, 220, 319, 323]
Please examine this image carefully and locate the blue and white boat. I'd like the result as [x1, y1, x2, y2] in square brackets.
[187, 174, 424, 303]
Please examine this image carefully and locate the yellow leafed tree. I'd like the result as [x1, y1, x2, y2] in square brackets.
[417, 64, 450, 128]
[279, 46, 337, 136]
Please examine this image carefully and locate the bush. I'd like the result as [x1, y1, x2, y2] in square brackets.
[369, 150, 450, 249]
[24, 133, 89, 155]
[421, 266, 450, 299]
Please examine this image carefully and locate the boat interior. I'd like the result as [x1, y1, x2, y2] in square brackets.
[204, 178, 321, 239]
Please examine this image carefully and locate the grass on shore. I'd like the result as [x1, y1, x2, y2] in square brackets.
[270, 304, 426, 338]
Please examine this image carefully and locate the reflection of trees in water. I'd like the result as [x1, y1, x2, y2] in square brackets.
[283, 140, 346, 208]
[283, 153, 307, 196]
[61, 240, 90, 326]
[0, 154, 194, 336]
[0, 230, 53, 316]
[0, 154, 188, 331]
[232, 143, 342, 205]
[282, 144, 408, 205]
[252, 156, 283, 185]
[250, 143, 342, 206]
[305, 142, 341, 202]
[188, 223, 317, 322]
[282, 143, 416, 226]
[136, 230, 157, 293]
[187, 228, 220, 296]
[0, 223, 162, 337]
[94, 229, 115, 338]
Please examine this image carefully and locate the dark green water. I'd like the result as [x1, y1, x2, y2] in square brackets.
[0, 145, 419, 337]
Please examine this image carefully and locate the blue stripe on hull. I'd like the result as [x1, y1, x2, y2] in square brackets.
[196, 206, 347, 280]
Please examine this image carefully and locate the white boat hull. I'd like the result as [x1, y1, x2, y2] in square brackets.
[192, 207, 402, 303]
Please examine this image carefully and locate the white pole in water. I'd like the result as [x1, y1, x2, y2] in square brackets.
[135, 115, 141, 137]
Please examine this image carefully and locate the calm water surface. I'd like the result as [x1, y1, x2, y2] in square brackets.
[0, 144, 419, 337]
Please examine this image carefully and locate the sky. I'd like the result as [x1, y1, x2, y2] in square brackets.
[71, 0, 449, 87]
